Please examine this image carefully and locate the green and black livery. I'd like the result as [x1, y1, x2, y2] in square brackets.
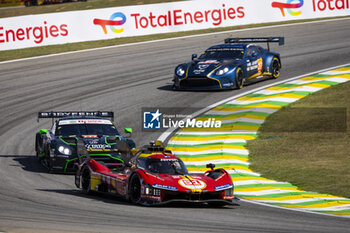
[35, 111, 135, 173]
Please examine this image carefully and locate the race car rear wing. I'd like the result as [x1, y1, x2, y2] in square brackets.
[224, 37, 285, 51]
[37, 111, 114, 124]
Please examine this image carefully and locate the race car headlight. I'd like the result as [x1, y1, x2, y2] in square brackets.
[176, 66, 185, 77]
[216, 67, 229, 76]
[152, 188, 161, 196]
[58, 146, 71, 155]
[145, 184, 161, 196]
[224, 188, 233, 197]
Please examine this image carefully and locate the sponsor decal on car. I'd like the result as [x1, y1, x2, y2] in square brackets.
[198, 60, 219, 64]
[59, 119, 112, 125]
[153, 183, 178, 191]
[214, 183, 232, 191]
[178, 179, 207, 190]
[85, 144, 112, 150]
[257, 58, 263, 72]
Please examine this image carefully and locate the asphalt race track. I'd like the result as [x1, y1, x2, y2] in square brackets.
[1, 18, 350, 233]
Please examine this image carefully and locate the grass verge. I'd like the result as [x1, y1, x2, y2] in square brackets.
[247, 81, 350, 198]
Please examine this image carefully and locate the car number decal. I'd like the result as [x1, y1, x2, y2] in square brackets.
[178, 179, 206, 190]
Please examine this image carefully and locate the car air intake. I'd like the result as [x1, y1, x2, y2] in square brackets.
[180, 77, 219, 87]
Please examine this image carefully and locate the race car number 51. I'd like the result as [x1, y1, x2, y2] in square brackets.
[179, 179, 206, 190]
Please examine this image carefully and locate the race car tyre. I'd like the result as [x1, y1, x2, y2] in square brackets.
[129, 174, 141, 204]
[44, 157, 54, 174]
[81, 166, 92, 194]
[235, 67, 244, 89]
[172, 83, 177, 91]
[35, 134, 44, 160]
[271, 57, 281, 79]
[126, 139, 136, 150]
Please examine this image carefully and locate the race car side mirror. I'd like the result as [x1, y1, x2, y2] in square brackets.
[192, 54, 198, 60]
[40, 129, 48, 134]
[206, 163, 215, 170]
[124, 128, 132, 133]
[124, 128, 132, 138]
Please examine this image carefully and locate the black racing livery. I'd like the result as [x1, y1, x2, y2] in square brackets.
[35, 111, 135, 173]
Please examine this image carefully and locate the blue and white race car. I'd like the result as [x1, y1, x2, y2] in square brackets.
[173, 37, 284, 90]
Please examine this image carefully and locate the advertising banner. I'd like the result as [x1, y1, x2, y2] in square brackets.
[0, 0, 349, 51]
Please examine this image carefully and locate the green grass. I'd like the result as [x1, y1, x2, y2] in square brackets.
[248, 81, 350, 198]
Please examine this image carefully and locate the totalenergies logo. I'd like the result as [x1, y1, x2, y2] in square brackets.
[272, 0, 304, 16]
[93, 12, 126, 34]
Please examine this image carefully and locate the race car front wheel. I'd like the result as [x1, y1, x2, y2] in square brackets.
[235, 67, 244, 89]
[271, 57, 281, 79]
[129, 175, 141, 204]
[81, 166, 92, 194]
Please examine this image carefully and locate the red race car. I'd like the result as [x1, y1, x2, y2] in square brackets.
[75, 140, 236, 206]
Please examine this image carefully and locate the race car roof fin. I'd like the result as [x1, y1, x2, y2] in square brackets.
[224, 37, 285, 51]
[37, 111, 115, 124]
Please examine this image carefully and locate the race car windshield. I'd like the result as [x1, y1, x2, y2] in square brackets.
[56, 124, 120, 137]
[199, 48, 244, 60]
[140, 158, 188, 175]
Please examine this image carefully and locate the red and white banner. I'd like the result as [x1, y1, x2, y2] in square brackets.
[0, 0, 349, 51]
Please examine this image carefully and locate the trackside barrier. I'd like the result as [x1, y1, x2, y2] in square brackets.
[0, 0, 349, 51]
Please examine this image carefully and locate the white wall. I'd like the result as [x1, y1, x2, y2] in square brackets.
[0, 0, 349, 51]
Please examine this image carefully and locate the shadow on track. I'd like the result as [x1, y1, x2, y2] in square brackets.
[37, 188, 133, 206]
[157, 85, 235, 92]
[37, 188, 239, 209]
[8, 155, 49, 174]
